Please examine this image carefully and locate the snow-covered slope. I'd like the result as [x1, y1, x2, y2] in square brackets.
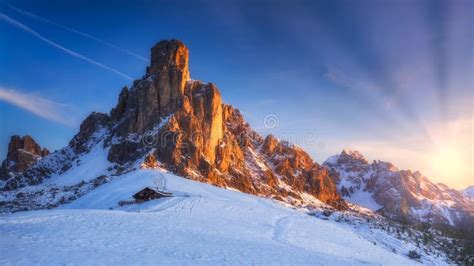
[0, 169, 446, 265]
[462, 186, 474, 199]
[324, 150, 474, 227]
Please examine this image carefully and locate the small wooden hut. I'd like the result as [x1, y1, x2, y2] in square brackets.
[132, 187, 172, 202]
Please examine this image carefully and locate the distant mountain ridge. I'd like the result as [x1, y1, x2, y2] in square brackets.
[462, 186, 474, 198]
[324, 149, 474, 228]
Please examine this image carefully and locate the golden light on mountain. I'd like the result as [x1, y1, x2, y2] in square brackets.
[430, 144, 464, 184]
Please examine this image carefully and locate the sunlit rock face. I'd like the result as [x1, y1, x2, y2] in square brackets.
[113, 40, 190, 136]
[325, 150, 474, 228]
[1, 40, 346, 210]
[147, 40, 190, 119]
[0, 135, 49, 180]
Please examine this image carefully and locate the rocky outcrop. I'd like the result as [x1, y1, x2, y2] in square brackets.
[261, 135, 344, 208]
[69, 112, 110, 154]
[110, 87, 129, 121]
[1, 114, 111, 190]
[102, 39, 346, 209]
[324, 150, 474, 227]
[156, 81, 224, 167]
[0, 135, 49, 180]
[112, 39, 190, 136]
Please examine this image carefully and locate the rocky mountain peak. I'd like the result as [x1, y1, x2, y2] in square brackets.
[262, 135, 281, 154]
[106, 40, 346, 209]
[110, 40, 191, 136]
[0, 135, 49, 180]
[147, 39, 190, 79]
[338, 149, 368, 164]
[8, 135, 43, 155]
[324, 150, 474, 228]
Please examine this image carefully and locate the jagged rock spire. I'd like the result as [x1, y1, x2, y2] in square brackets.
[111, 40, 191, 135]
[339, 149, 367, 164]
[0, 135, 49, 180]
[147, 39, 189, 78]
[146, 40, 190, 117]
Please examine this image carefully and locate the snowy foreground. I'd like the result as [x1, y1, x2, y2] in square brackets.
[0, 170, 446, 265]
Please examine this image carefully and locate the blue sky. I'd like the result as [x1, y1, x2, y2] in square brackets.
[0, 0, 472, 188]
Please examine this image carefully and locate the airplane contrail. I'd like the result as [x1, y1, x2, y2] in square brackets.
[7, 4, 148, 62]
[0, 13, 133, 81]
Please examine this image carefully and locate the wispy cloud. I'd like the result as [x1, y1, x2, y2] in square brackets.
[0, 87, 78, 127]
[7, 4, 148, 62]
[0, 13, 133, 81]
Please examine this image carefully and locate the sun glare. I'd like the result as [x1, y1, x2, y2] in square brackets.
[430, 144, 463, 182]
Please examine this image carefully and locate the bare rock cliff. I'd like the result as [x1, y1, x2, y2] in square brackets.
[105, 40, 346, 209]
[0, 135, 49, 180]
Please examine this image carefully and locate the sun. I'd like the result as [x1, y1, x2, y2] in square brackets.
[430, 144, 463, 182]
